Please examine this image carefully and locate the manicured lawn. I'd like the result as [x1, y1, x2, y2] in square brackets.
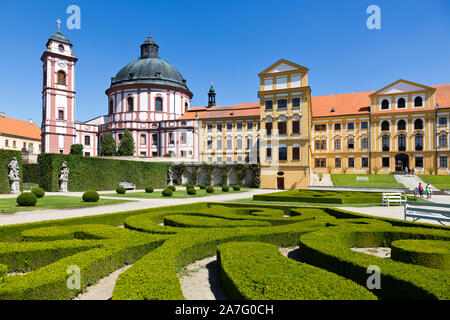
[331, 174, 405, 188]
[103, 187, 248, 198]
[0, 196, 131, 214]
[419, 175, 450, 190]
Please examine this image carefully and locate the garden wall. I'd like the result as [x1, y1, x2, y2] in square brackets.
[0, 150, 23, 194]
[39, 153, 171, 192]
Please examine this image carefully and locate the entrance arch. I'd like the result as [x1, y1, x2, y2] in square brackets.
[395, 154, 409, 172]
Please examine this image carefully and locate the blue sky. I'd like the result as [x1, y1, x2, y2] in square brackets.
[0, 0, 449, 126]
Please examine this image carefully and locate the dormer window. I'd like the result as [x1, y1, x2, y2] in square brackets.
[58, 45, 64, 52]
[128, 73, 134, 80]
[57, 71, 66, 85]
[414, 96, 423, 107]
[331, 107, 335, 112]
[381, 99, 389, 110]
[397, 98, 406, 108]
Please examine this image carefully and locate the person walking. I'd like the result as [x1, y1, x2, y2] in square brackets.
[404, 166, 409, 176]
[418, 183, 424, 198]
[426, 182, 432, 199]
[411, 168, 415, 177]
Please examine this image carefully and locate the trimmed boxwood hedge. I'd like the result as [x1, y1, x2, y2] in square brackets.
[116, 187, 126, 194]
[0, 150, 23, 194]
[82, 190, 100, 202]
[38, 153, 171, 192]
[164, 215, 271, 229]
[31, 187, 45, 198]
[217, 242, 376, 300]
[391, 239, 450, 270]
[162, 188, 173, 197]
[187, 188, 196, 195]
[145, 187, 154, 193]
[16, 193, 37, 206]
[23, 163, 39, 183]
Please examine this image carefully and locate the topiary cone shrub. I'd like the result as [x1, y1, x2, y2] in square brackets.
[145, 187, 154, 193]
[82, 190, 100, 202]
[116, 187, 126, 194]
[167, 185, 176, 192]
[16, 193, 37, 206]
[31, 187, 45, 198]
[206, 186, 214, 193]
[162, 188, 173, 197]
[199, 184, 207, 190]
[222, 185, 230, 192]
[233, 185, 241, 191]
[187, 188, 196, 195]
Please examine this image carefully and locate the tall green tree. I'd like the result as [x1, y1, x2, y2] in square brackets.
[100, 133, 116, 156]
[70, 144, 83, 156]
[117, 129, 135, 156]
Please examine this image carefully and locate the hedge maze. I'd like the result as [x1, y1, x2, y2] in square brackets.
[0, 202, 448, 300]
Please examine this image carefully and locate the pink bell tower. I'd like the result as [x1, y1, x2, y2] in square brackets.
[41, 19, 78, 154]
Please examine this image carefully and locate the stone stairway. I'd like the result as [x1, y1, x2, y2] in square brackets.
[310, 172, 333, 187]
[394, 174, 439, 192]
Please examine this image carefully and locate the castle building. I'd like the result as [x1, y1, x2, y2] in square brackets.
[40, 28, 450, 189]
[0, 114, 41, 154]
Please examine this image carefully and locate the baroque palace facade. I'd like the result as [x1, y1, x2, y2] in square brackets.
[40, 30, 450, 189]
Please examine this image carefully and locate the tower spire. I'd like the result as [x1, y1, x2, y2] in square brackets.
[208, 82, 216, 107]
[57, 18, 61, 33]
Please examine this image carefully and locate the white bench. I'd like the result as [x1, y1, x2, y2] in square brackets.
[404, 201, 450, 225]
[382, 193, 406, 206]
[118, 182, 136, 190]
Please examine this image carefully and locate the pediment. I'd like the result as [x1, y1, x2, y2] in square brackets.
[371, 79, 435, 96]
[259, 59, 309, 75]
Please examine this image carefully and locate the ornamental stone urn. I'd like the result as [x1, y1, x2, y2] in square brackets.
[8, 157, 20, 194]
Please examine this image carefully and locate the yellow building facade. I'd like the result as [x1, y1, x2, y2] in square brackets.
[258, 60, 311, 189]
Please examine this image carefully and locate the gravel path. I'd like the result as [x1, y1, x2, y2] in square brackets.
[73, 265, 132, 300]
[351, 247, 391, 258]
[178, 256, 228, 300]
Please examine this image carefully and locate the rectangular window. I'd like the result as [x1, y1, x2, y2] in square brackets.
[279, 147, 287, 161]
[439, 135, 447, 147]
[335, 138, 341, 150]
[334, 123, 341, 131]
[169, 133, 174, 144]
[361, 122, 368, 130]
[361, 138, 368, 149]
[440, 156, 448, 168]
[58, 110, 64, 120]
[180, 133, 187, 144]
[314, 124, 327, 131]
[292, 98, 300, 108]
[265, 100, 273, 110]
[85, 152, 90, 156]
[278, 121, 287, 134]
[382, 157, 390, 168]
[207, 139, 213, 150]
[320, 158, 326, 168]
[226, 139, 232, 149]
[266, 148, 272, 159]
[207, 125, 213, 132]
[348, 138, 354, 149]
[237, 139, 243, 150]
[315, 158, 321, 168]
[5, 140, 8, 147]
[140, 152, 146, 157]
[415, 157, 423, 168]
[13, 141, 16, 148]
[292, 147, 300, 160]
[152, 134, 158, 146]
[277, 99, 287, 109]
[237, 123, 243, 131]
[292, 121, 300, 134]
[217, 139, 222, 150]
[266, 122, 272, 135]
[348, 157, 354, 168]
[362, 157, 369, 168]
[247, 138, 253, 150]
[347, 123, 354, 130]
[439, 117, 447, 125]
[335, 158, 341, 168]
[315, 140, 321, 150]
[217, 124, 222, 132]
[247, 123, 253, 130]
[140, 135, 146, 145]
[321, 140, 327, 150]
[227, 124, 233, 131]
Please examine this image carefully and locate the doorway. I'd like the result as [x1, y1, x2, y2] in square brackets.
[395, 154, 409, 172]
[277, 177, 285, 190]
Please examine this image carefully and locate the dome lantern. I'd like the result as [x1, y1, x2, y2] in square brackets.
[140, 33, 159, 59]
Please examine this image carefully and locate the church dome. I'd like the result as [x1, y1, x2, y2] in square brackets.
[110, 35, 190, 93]
[48, 32, 72, 46]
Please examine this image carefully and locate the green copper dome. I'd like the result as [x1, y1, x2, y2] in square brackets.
[110, 35, 189, 92]
[48, 32, 72, 46]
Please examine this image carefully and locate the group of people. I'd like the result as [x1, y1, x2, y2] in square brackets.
[404, 166, 415, 176]
[414, 182, 433, 199]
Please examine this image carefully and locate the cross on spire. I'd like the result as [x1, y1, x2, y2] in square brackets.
[56, 19, 61, 33]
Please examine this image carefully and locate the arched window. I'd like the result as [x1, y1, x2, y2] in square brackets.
[57, 71, 66, 85]
[381, 121, 390, 131]
[155, 97, 163, 112]
[58, 110, 64, 120]
[382, 135, 389, 152]
[414, 97, 423, 107]
[127, 97, 134, 112]
[185, 102, 188, 113]
[415, 134, 423, 151]
[140, 134, 146, 145]
[398, 134, 406, 151]
[398, 120, 406, 131]
[381, 99, 389, 110]
[109, 99, 114, 115]
[397, 98, 406, 108]
[414, 119, 423, 130]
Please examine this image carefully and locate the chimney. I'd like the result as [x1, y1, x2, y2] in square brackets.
[28, 119, 34, 124]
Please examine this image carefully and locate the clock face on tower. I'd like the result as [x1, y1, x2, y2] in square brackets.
[57, 60, 66, 68]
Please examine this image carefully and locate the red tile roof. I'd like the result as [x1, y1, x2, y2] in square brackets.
[435, 84, 450, 109]
[178, 107, 207, 120]
[200, 103, 260, 120]
[0, 116, 41, 140]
